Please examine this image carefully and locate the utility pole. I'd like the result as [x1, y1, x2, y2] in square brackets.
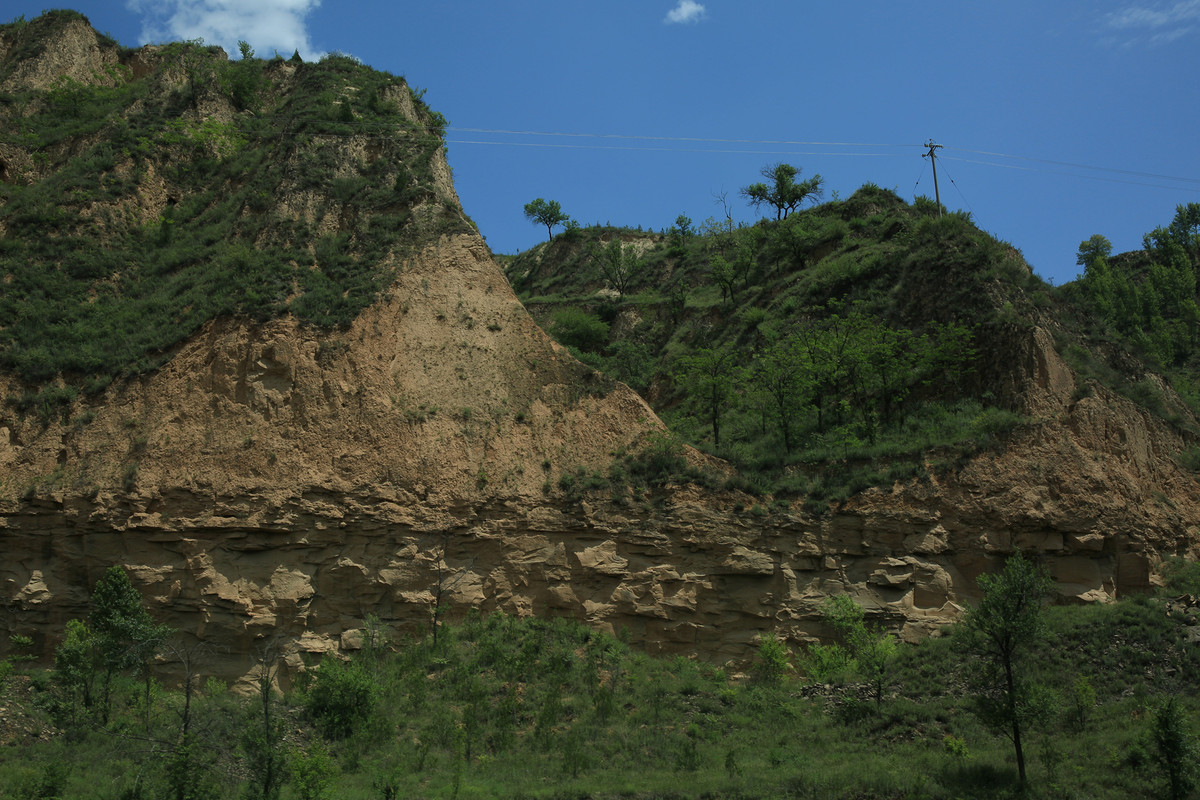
[923, 140, 943, 217]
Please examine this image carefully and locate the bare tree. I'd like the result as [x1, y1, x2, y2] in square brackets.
[243, 641, 287, 800]
[428, 530, 475, 647]
[713, 188, 735, 233]
[163, 639, 215, 737]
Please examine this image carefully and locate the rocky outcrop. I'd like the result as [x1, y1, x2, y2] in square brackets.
[3, 239, 1198, 686]
[1, 15, 1198, 687]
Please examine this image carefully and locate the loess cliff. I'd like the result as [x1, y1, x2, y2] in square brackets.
[1, 13, 1198, 686]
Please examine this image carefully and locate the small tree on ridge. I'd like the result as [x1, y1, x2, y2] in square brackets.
[524, 198, 569, 240]
[741, 162, 823, 221]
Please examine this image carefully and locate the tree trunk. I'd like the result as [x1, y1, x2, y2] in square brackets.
[1005, 657, 1026, 783]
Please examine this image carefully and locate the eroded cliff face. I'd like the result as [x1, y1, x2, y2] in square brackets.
[3, 242, 1198, 686]
[2, 16, 1199, 686]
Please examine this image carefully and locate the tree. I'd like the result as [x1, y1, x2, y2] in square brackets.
[958, 552, 1054, 784]
[1152, 696, 1198, 800]
[243, 646, 288, 800]
[821, 595, 897, 706]
[708, 254, 738, 304]
[676, 346, 736, 447]
[163, 39, 216, 111]
[304, 656, 377, 740]
[523, 198, 569, 240]
[551, 307, 609, 353]
[749, 332, 809, 453]
[741, 163, 823, 221]
[53, 618, 100, 719]
[754, 633, 791, 685]
[88, 565, 171, 725]
[428, 530, 474, 647]
[590, 239, 645, 297]
[673, 214, 693, 241]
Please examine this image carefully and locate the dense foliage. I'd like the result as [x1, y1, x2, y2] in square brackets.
[0, 13, 466, 416]
[3, 559, 1200, 799]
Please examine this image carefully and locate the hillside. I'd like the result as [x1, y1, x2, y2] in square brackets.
[504, 189, 1200, 505]
[1, 12, 1199, 687]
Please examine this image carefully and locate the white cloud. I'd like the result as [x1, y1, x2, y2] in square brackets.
[665, 0, 707, 25]
[1103, 0, 1200, 44]
[126, 0, 324, 61]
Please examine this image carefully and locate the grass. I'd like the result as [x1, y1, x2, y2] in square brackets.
[4, 578, 1200, 799]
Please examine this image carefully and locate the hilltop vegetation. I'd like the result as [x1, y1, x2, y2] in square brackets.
[503, 184, 1200, 508]
[1062, 204, 1200, 421]
[0, 10, 466, 418]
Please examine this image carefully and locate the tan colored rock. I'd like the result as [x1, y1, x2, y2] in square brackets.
[2, 22, 1199, 686]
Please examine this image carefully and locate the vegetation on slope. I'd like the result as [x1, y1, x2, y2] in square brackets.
[1059, 203, 1200, 429]
[504, 185, 1200, 507]
[0, 12, 467, 419]
[503, 187, 1052, 508]
[2, 560, 1200, 799]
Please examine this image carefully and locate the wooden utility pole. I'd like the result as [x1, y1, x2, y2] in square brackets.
[924, 140, 943, 217]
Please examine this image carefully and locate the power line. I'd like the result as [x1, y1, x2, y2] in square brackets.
[447, 127, 921, 149]
[211, 116, 1200, 192]
[948, 146, 1200, 187]
[941, 155, 1200, 194]
[446, 128, 1200, 188]
[444, 139, 909, 157]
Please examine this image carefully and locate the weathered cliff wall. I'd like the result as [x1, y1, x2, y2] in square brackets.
[3, 234, 1197, 686]
[1, 14, 1198, 687]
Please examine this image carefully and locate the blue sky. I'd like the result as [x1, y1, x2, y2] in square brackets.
[10, 1, 1200, 285]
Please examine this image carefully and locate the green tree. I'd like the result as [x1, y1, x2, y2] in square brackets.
[754, 633, 791, 685]
[821, 595, 896, 706]
[1152, 696, 1198, 800]
[959, 552, 1054, 784]
[222, 41, 264, 111]
[590, 238, 645, 297]
[53, 618, 100, 718]
[289, 741, 336, 800]
[523, 198, 569, 240]
[676, 346, 736, 447]
[708, 254, 738, 304]
[741, 162, 823, 221]
[551, 307, 609, 353]
[304, 656, 377, 740]
[673, 214, 693, 241]
[162, 732, 220, 800]
[88, 565, 172, 725]
[1076, 233, 1113, 276]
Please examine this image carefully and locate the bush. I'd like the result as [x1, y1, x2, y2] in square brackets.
[1153, 697, 1198, 800]
[551, 307, 609, 352]
[754, 633, 791, 685]
[802, 643, 855, 684]
[304, 657, 377, 740]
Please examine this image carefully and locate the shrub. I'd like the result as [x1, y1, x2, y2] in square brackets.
[304, 657, 377, 740]
[551, 307, 609, 352]
[754, 633, 791, 685]
[1152, 697, 1198, 800]
[802, 643, 854, 684]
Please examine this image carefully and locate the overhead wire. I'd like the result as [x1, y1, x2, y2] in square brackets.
[446, 127, 921, 149]
[941, 155, 1200, 194]
[221, 115, 1200, 194]
[443, 139, 909, 157]
[949, 147, 1200, 187]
